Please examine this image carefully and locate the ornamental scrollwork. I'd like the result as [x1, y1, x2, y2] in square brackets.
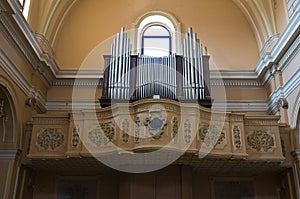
[199, 124, 225, 147]
[232, 126, 241, 149]
[184, 120, 191, 144]
[37, 128, 64, 150]
[246, 130, 274, 152]
[122, 119, 129, 143]
[72, 125, 80, 147]
[88, 123, 115, 146]
[144, 105, 167, 140]
[172, 117, 179, 143]
[134, 117, 140, 144]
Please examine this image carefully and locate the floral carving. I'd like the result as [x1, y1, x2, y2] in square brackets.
[122, 119, 129, 143]
[172, 117, 179, 143]
[134, 117, 140, 144]
[37, 128, 64, 150]
[199, 124, 225, 147]
[232, 126, 241, 149]
[88, 123, 115, 146]
[72, 126, 80, 147]
[247, 130, 274, 152]
[184, 120, 191, 144]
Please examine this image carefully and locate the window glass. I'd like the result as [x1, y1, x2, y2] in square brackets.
[142, 25, 171, 57]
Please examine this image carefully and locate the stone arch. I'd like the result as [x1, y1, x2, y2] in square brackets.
[0, 76, 20, 147]
[132, 11, 182, 54]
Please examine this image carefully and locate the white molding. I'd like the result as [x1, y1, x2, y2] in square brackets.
[255, 10, 300, 76]
[279, 34, 300, 72]
[0, 48, 47, 113]
[46, 101, 101, 111]
[267, 66, 300, 114]
[212, 100, 268, 112]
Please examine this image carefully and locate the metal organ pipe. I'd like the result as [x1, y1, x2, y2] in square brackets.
[106, 27, 206, 102]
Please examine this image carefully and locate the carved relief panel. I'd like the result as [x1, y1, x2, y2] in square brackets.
[244, 116, 284, 160]
[28, 115, 69, 158]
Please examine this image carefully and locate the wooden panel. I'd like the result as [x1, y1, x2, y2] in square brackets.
[156, 175, 180, 199]
[132, 175, 155, 199]
[0, 160, 10, 199]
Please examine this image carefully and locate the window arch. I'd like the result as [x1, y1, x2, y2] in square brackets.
[142, 25, 171, 56]
[132, 11, 182, 55]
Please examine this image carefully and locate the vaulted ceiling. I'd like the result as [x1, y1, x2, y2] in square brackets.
[27, 0, 289, 70]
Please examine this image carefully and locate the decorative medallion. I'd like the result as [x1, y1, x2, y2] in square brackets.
[172, 117, 179, 143]
[199, 124, 225, 147]
[232, 126, 241, 149]
[88, 123, 115, 147]
[122, 119, 129, 143]
[247, 130, 274, 152]
[37, 128, 64, 150]
[72, 125, 80, 147]
[144, 104, 167, 140]
[134, 117, 140, 144]
[184, 120, 191, 144]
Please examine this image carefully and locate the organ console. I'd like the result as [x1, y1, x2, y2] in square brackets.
[100, 27, 212, 107]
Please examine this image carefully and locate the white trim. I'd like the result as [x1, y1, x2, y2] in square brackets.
[212, 100, 268, 112]
[290, 91, 300, 128]
[255, 10, 300, 76]
[0, 48, 47, 113]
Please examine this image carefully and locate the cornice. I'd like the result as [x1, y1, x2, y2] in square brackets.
[255, 10, 300, 77]
[267, 66, 300, 114]
[0, 3, 54, 86]
[0, 48, 47, 113]
[46, 100, 267, 112]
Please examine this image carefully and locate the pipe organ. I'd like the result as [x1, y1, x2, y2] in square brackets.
[100, 27, 211, 107]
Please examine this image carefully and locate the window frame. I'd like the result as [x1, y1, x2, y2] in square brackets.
[141, 25, 172, 56]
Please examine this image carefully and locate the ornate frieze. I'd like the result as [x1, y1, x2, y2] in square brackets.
[247, 130, 275, 152]
[232, 126, 242, 149]
[88, 123, 115, 147]
[199, 124, 225, 147]
[37, 128, 65, 150]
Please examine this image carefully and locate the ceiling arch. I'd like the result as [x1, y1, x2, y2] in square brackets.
[27, 0, 287, 70]
[28, 0, 281, 51]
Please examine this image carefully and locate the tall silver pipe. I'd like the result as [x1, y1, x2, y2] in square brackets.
[183, 37, 187, 98]
[113, 32, 120, 99]
[193, 32, 199, 99]
[188, 28, 195, 99]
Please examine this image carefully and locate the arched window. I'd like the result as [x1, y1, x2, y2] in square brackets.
[142, 25, 171, 56]
[133, 11, 182, 55]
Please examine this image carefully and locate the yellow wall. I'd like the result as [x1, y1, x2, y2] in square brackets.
[52, 0, 259, 70]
